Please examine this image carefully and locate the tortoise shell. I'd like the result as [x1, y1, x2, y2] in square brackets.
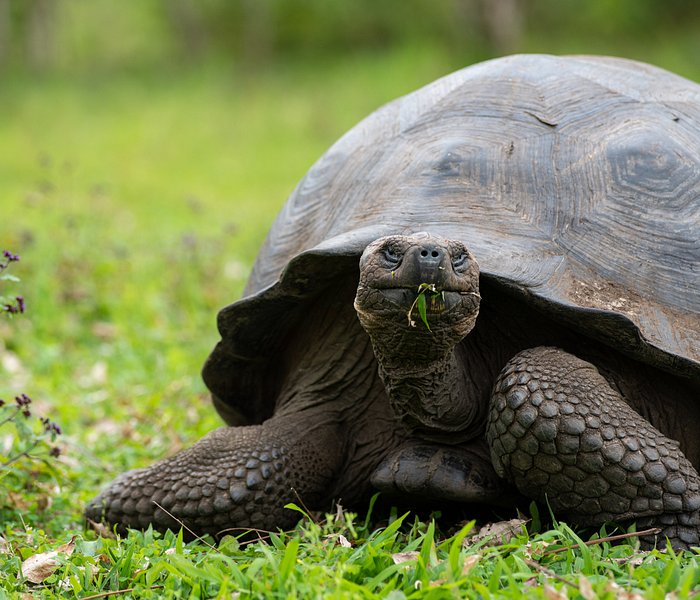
[202, 54, 700, 426]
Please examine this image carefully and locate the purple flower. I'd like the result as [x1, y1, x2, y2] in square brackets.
[41, 416, 62, 435]
[3, 297, 25, 314]
[1, 250, 20, 270]
[15, 394, 32, 407]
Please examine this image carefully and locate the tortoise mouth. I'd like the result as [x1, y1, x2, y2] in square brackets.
[377, 287, 468, 315]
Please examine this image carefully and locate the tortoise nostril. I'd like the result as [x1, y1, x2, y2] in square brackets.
[417, 246, 443, 263]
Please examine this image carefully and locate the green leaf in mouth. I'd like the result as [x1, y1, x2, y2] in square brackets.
[407, 283, 443, 331]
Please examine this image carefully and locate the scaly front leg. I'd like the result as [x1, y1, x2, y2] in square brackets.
[487, 346, 700, 549]
[86, 418, 344, 538]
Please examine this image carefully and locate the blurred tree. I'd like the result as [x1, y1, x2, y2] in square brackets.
[0, 0, 699, 76]
[0, 0, 8, 68]
[163, 0, 208, 62]
[240, 0, 273, 67]
[26, 0, 56, 70]
[0, 0, 57, 71]
[475, 0, 523, 55]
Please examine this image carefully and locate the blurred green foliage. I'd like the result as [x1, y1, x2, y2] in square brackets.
[1, 0, 699, 78]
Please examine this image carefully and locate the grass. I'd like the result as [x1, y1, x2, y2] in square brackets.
[1, 44, 700, 597]
[4, 506, 700, 598]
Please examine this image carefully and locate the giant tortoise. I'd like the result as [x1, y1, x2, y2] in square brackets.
[87, 54, 700, 549]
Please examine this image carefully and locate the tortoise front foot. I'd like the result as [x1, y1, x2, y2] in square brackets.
[371, 439, 515, 505]
[487, 347, 700, 550]
[86, 422, 341, 538]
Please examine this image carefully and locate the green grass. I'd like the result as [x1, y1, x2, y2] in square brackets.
[2, 44, 700, 597]
[4, 506, 700, 598]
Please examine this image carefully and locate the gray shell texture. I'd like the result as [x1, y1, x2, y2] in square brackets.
[202, 54, 700, 425]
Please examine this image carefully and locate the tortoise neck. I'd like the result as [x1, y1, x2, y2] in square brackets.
[364, 323, 483, 442]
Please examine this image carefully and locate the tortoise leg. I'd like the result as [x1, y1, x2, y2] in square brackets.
[370, 438, 514, 505]
[85, 418, 344, 538]
[486, 346, 700, 550]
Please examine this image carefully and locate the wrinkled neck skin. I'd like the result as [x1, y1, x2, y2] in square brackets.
[357, 303, 481, 443]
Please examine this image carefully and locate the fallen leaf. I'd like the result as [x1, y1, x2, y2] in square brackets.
[613, 554, 646, 567]
[36, 493, 53, 513]
[466, 518, 528, 547]
[6, 492, 32, 511]
[20, 538, 76, 584]
[462, 553, 481, 575]
[523, 540, 551, 559]
[543, 583, 568, 600]
[604, 581, 646, 600]
[579, 576, 595, 600]
[392, 551, 420, 565]
[87, 518, 116, 539]
[91, 321, 118, 340]
[0, 536, 9, 554]
[322, 533, 352, 548]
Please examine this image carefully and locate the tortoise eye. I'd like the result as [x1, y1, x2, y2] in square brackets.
[383, 246, 401, 265]
[452, 252, 469, 271]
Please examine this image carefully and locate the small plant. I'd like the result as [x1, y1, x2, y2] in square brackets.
[1, 250, 62, 499]
[0, 394, 62, 471]
[407, 282, 444, 331]
[0, 250, 24, 315]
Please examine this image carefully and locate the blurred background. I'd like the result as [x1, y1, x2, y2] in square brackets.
[2, 0, 700, 75]
[1, 0, 699, 519]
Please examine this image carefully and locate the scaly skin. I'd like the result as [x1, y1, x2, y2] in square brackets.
[487, 347, 700, 549]
[85, 418, 345, 537]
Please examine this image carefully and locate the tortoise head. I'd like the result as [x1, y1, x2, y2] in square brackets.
[354, 233, 481, 368]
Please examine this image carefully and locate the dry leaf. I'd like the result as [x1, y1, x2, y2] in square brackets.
[579, 576, 595, 600]
[87, 518, 116, 539]
[36, 494, 53, 512]
[543, 583, 568, 600]
[322, 534, 352, 548]
[91, 321, 118, 340]
[605, 579, 646, 599]
[20, 538, 76, 584]
[466, 518, 528, 547]
[462, 554, 481, 575]
[523, 540, 551, 559]
[392, 551, 420, 565]
[0, 536, 10, 554]
[6, 492, 33, 511]
[613, 554, 646, 567]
